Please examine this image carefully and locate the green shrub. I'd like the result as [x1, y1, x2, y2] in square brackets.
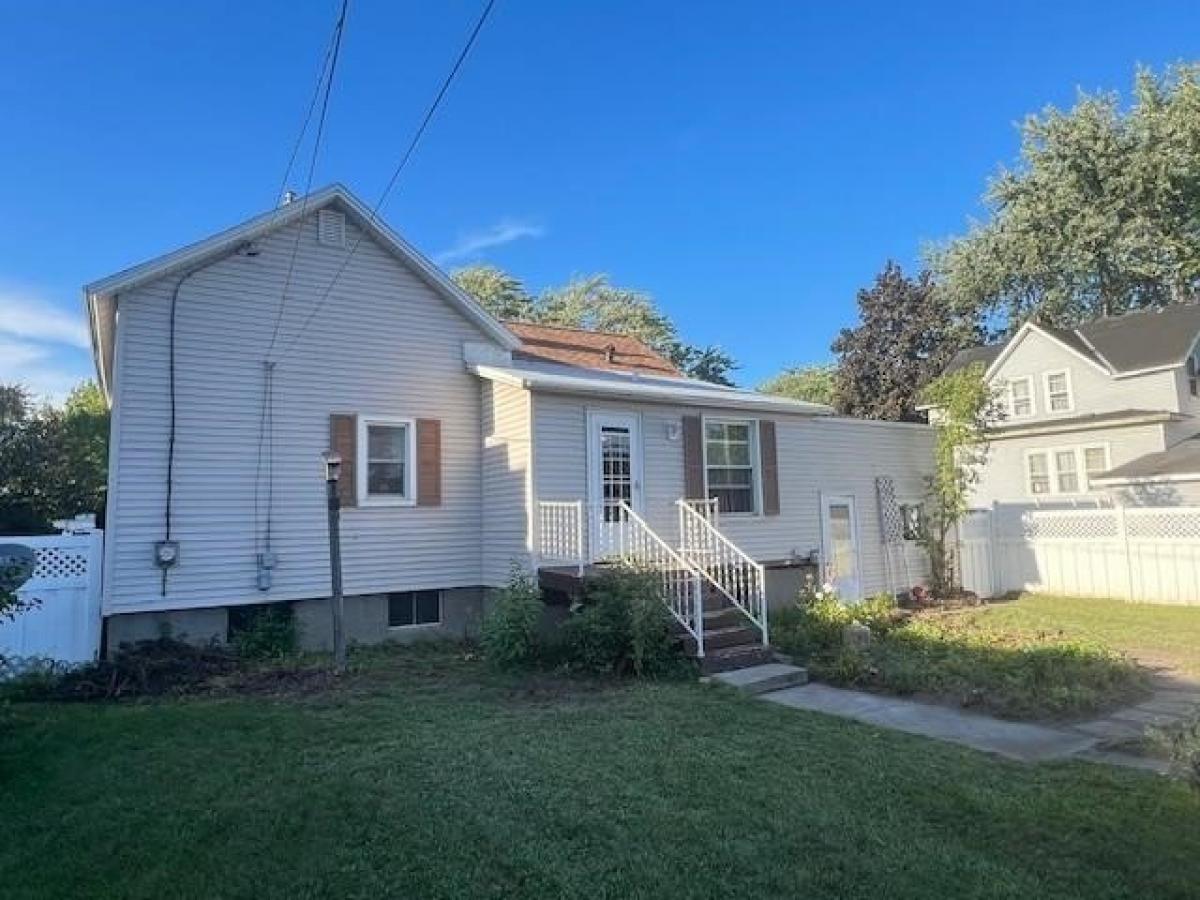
[772, 591, 899, 658]
[229, 604, 298, 660]
[1149, 714, 1200, 791]
[558, 567, 683, 676]
[481, 566, 544, 669]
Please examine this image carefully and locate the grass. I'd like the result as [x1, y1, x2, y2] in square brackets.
[2, 642, 1199, 899]
[963, 593, 1200, 680]
[773, 594, 1154, 720]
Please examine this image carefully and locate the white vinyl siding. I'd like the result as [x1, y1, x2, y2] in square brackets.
[532, 393, 932, 596]
[481, 381, 533, 584]
[104, 209, 495, 613]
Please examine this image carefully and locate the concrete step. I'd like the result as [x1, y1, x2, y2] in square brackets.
[708, 662, 809, 695]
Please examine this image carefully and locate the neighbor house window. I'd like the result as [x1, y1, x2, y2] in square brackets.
[1083, 445, 1110, 488]
[358, 417, 416, 503]
[1055, 449, 1080, 493]
[388, 590, 441, 627]
[1009, 377, 1035, 418]
[1045, 370, 1073, 413]
[1027, 452, 1051, 495]
[704, 419, 758, 514]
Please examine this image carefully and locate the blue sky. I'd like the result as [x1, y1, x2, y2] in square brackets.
[2, 1, 1198, 398]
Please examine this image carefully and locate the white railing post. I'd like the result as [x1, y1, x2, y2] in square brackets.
[693, 571, 705, 658]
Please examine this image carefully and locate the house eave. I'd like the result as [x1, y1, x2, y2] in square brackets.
[987, 410, 1180, 440]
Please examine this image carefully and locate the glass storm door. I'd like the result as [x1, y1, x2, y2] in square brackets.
[821, 494, 862, 601]
[587, 412, 643, 560]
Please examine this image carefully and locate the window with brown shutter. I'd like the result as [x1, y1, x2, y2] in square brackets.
[682, 415, 704, 499]
[759, 420, 780, 516]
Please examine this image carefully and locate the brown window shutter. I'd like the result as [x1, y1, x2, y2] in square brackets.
[417, 419, 442, 506]
[760, 420, 780, 516]
[329, 414, 357, 507]
[682, 415, 705, 500]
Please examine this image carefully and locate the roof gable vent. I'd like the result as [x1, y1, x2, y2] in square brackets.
[317, 209, 346, 248]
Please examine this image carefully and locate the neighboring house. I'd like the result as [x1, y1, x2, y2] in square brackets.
[940, 306, 1200, 508]
[85, 184, 931, 664]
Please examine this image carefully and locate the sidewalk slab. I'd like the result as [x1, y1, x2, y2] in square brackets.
[762, 684, 1097, 762]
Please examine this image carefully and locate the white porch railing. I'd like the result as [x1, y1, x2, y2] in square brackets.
[535, 499, 706, 656]
[677, 499, 768, 646]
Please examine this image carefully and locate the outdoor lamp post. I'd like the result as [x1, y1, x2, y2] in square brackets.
[322, 451, 347, 673]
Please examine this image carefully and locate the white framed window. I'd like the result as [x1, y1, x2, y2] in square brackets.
[1009, 376, 1035, 418]
[703, 419, 760, 514]
[1083, 445, 1110, 488]
[1054, 449, 1079, 493]
[1044, 370, 1073, 413]
[357, 416, 416, 505]
[388, 590, 441, 627]
[1026, 451, 1051, 495]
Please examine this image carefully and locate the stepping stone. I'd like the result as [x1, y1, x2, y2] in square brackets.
[708, 663, 808, 695]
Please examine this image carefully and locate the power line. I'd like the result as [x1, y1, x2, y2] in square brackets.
[268, 0, 498, 365]
[265, 0, 350, 358]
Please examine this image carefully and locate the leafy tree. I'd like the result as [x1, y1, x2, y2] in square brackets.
[453, 266, 738, 385]
[832, 263, 981, 421]
[0, 381, 109, 535]
[933, 64, 1200, 327]
[451, 265, 535, 320]
[758, 365, 836, 406]
[918, 364, 999, 598]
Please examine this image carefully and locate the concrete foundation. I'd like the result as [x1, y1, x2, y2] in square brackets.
[105, 607, 229, 653]
[293, 587, 488, 652]
[764, 561, 817, 610]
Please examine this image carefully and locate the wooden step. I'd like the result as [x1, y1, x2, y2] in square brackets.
[699, 643, 777, 674]
[681, 624, 759, 653]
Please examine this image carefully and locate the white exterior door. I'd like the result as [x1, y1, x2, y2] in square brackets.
[587, 412, 644, 559]
[821, 494, 863, 602]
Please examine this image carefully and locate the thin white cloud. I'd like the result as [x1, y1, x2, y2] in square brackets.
[435, 218, 545, 265]
[0, 288, 89, 348]
[0, 338, 87, 404]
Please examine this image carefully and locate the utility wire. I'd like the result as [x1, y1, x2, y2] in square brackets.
[265, 0, 350, 358]
[254, 0, 350, 568]
[268, 0, 498, 365]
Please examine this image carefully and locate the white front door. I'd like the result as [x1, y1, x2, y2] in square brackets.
[587, 412, 644, 559]
[821, 494, 862, 602]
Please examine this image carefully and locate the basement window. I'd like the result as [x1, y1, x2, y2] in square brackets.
[388, 590, 441, 628]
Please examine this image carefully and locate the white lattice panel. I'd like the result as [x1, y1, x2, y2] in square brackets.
[1021, 511, 1119, 540]
[1125, 509, 1200, 540]
[32, 546, 90, 583]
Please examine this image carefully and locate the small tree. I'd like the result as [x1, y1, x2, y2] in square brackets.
[918, 364, 999, 598]
[759, 364, 836, 406]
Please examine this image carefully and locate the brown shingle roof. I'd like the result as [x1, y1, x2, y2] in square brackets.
[504, 321, 681, 376]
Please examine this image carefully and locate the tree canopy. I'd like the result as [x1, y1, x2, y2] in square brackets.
[933, 64, 1200, 328]
[0, 381, 109, 535]
[452, 266, 737, 385]
[830, 263, 981, 421]
[758, 365, 836, 406]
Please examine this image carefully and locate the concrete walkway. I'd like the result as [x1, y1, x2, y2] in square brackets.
[760, 680, 1200, 769]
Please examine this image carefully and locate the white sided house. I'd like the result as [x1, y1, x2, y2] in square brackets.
[86, 185, 931, 666]
[941, 308, 1200, 510]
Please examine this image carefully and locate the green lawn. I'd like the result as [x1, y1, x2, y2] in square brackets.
[2, 644, 1198, 899]
[964, 593, 1200, 680]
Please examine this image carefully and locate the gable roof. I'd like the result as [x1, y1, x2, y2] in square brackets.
[83, 184, 521, 396]
[944, 304, 1200, 380]
[505, 321, 680, 376]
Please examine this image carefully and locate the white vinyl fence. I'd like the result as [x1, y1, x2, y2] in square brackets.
[0, 530, 104, 663]
[958, 506, 1200, 605]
